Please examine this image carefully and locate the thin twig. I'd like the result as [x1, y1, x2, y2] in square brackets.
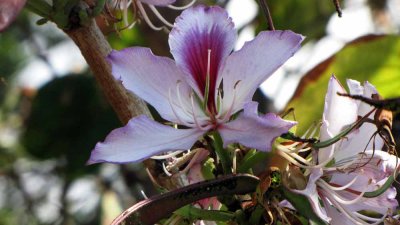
[258, 0, 275, 31]
[332, 0, 343, 17]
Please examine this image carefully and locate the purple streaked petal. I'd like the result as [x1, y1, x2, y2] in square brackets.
[335, 187, 397, 215]
[0, 0, 26, 32]
[218, 102, 296, 151]
[169, 5, 236, 99]
[107, 47, 204, 124]
[87, 115, 204, 164]
[319, 76, 358, 163]
[332, 150, 397, 186]
[139, 0, 175, 6]
[293, 168, 331, 223]
[328, 150, 398, 214]
[219, 30, 303, 114]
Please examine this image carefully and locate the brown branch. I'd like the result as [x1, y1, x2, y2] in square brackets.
[65, 19, 151, 124]
[332, 0, 343, 17]
[64, 19, 159, 181]
[258, 0, 275, 31]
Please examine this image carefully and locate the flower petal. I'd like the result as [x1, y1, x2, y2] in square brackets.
[219, 30, 303, 114]
[139, 0, 175, 6]
[333, 80, 383, 162]
[319, 76, 358, 163]
[0, 0, 26, 32]
[332, 150, 397, 187]
[346, 79, 363, 96]
[357, 81, 379, 117]
[329, 185, 397, 216]
[169, 5, 236, 98]
[293, 168, 331, 223]
[328, 150, 398, 214]
[107, 47, 205, 124]
[323, 203, 356, 225]
[87, 115, 204, 164]
[218, 102, 295, 151]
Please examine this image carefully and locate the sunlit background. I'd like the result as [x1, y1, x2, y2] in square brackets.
[0, 0, 400, 224]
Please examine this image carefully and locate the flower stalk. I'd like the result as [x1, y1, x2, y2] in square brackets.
[210, 131, 232, 174]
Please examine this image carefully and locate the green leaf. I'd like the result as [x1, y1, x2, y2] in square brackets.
[175, 205, 235, 222]
[287, 35, 400, 134]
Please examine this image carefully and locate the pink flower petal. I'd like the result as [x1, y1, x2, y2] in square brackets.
[319, 76, 358, 163]
[88, 115, 204, 164]
[218, 102, 295, 151]
[293, 168, 331, 223]
[219, 30, 303, 114]
[169, 5, 236, 103]
[107, 47, 205, 124]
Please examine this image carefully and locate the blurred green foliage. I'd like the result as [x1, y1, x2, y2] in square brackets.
[259, 0, 334, 40]
[287, 35, 400, 134]
[22, 75, 120, 179]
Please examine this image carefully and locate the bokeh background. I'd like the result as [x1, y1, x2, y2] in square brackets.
[0, 0, 400, 224]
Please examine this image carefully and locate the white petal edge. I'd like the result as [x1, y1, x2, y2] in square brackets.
[293, 168, 331, 223]
[88, 115, 204, 164]
[319, 75, 358, 163]
[218, 101, 296, 151]
[219, 30, 303, 115]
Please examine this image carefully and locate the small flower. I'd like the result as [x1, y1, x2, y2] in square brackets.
[88, 5, 303, 164]
[106, 0, 195, 30]
[290, 76, 398, 224]
[0, 0, 26, 32]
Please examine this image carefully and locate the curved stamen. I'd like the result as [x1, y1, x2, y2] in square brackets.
[324, 154, 360, 172]
[275, 145, 313, 166]
[167, 0, 196, 10]
[321, 190, 371, 225]
[151, 150, 184, 160]
[148, 5, 174, 28]
[168, 86, 195, 127]
[354, 211, 388, 223]
[190, 93, 213, 131]
[203, 49, 212, 111]
[320, 176, 359, 191]
[276, 151, 316, 169]
[140, 190, 149, 199]
[175, 81, 196, 118]
[136, 1, 164, 31]
[162, 162, 173, 176]
[217, 84, 238, 123]
[318, 180, 368, 205]
[178, 148, 202, 174]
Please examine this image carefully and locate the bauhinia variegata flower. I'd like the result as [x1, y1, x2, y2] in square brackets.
[291, 76, 398, 224]
[88, 5, 303, 164]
